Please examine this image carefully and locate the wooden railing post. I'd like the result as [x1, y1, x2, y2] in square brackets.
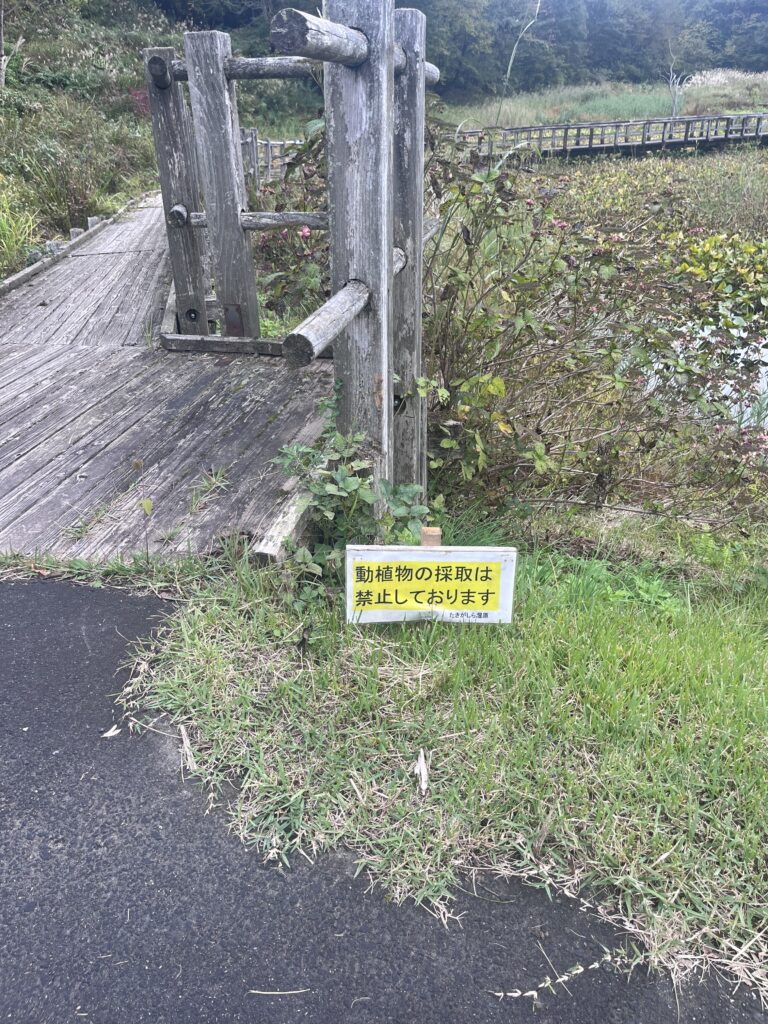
[392, 8, 427, 490]
[144, 47, 208, 335]
[324, 0, 395, 483]
[184, 31, 260, 338]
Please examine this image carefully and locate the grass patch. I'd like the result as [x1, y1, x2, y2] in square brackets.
[444, 74, 768, 129]
[118, 526, 768, 995]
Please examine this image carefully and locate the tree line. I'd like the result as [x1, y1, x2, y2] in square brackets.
[4, 0, 766, 97]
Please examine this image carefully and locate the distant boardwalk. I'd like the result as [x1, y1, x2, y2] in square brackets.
[459, 111, 768, 159]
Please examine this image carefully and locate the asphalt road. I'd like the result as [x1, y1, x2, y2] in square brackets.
[1, 579, 765, 1024]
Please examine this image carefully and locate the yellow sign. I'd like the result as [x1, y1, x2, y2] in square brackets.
[346, 546, 517, 624]
[352, 560, 502, 613]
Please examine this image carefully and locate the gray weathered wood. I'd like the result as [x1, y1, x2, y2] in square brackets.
[172, 52, 439, 86]
[283, 280, 370, 367]
[281, 246, 405, 369]
[392, 8, 427, 491]
[144, 47, 208, 335]
[424, 61, 439, 87]
[271, 8, 369, 66]
[268, 13, 439, 85]
[189, 211, 329, 231]
[184, 31, 260, 338]
[325, 0, 395, 483]
[174, 55, 321, 82]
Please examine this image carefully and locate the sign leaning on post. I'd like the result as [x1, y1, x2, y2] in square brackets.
[346, 541, 518, 625]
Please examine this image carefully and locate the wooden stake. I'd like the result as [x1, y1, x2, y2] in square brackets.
[324, 0, 395, 484]
[393, 8, 427, 492]
[184, 31, 260, 338]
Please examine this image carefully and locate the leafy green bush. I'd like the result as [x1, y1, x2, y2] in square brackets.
[420, 145, 768, 523]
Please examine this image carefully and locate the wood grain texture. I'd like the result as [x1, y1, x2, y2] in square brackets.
[271, 8, 369, 66]
[0, 199, 334, 561]
[392, 9, 427, 491]
[283, 279, 369, 367]
[0, 201, 167, 349]
[324, 0, 395, 483]
[144, 47, 208, 335]
[189, 211, 329, 231]
[0, 345, 332, 559]
[185, 31, 260, 338]
[174, 55, 321, 82]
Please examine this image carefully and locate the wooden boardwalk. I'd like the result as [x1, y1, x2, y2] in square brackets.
[0, 199, 332, 560]
[458, 111, 768, 159]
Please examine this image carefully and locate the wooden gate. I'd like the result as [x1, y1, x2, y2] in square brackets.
[144, 1, 440, 490]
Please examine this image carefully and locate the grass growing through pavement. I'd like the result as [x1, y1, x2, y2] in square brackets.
[117, 523, 768, 995]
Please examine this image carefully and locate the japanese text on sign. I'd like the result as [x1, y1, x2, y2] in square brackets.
[346, 546, 517, 625]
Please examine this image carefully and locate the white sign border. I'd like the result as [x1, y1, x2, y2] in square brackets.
[345, 545, 518, 625]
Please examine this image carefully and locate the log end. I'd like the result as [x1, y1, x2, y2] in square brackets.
[283, 332, 315, 368]
[270, 9, 309, 55]
[147, 53, 172, 90]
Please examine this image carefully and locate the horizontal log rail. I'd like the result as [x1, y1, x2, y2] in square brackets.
[168, 53, 439, 87]
[284, 241, 422, 368]
[183, 210, 329, 232]
[270, 9, 439, 84]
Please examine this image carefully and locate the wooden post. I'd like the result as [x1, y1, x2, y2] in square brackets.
[392, 8, 427, 491]
[324, 0, 395, 484]
[144, 47, 208, 335]
[421, 526, 442, 546]
[184, 31, 260, 338]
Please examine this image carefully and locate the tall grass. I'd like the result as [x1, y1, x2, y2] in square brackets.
[445, 74, 768, 129]
[0, 179, 37, 277]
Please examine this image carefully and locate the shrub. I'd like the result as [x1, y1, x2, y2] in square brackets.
[419, 145, 768, 523]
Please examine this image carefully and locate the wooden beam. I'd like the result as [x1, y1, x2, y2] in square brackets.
[144, 47, 208, 335]
[392, 8, 427, 492]
[324, 0, 395, 483]
[283, 247, 407, 369]
[174, 55, 319, 81]
[189, 211, 329, 232]
[173, 52, 440, 87]
[271, 8, 369, 66]
[184, 31, 260, 338]
[283, 280, 370, 368]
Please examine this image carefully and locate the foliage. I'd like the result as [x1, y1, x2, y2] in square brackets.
[0, 173, 36, 275]
[121, 527, 768, 994]
[273, 427, 429, 611]
[420, 144, 768, 523]
[0, 0, 167, 249]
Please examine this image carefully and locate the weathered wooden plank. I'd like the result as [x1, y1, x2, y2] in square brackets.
[144, 48, 208, 335]
[0, 354, 228, 543]
[162, 334, 284, 356]
[324, 0, 395, 483]
[185, 31, 260, 338]
[392, 8, 427, 492]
